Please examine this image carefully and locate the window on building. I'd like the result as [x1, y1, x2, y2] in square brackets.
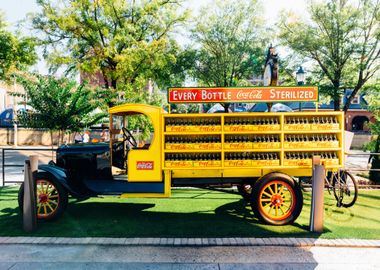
[352, 95, 360, 104]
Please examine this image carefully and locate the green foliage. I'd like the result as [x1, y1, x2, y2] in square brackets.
[0, 12, 37, 80]
[32, 0, 188, 102]
[278, 0, 380, 111]
[190, 0, 266, 88]
[363, 84, 380, 183]
[15, 75, 107, 139]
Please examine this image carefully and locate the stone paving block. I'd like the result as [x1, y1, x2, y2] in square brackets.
[288, 238, 298, 246]
[194, 238, 202, 246]
[267, 237, 285, 246]
[241, 238, 250, 246]
[20, 237, 34, 244]
[230, 238, 238, 245]
[123, 238, 132, 245]
[303, 238, 315, 246]
[256, 238, 266, 246]
[159, 238, 168, 245]
[372, 240, 380, 247]
[131, 237, 140, 245]
[339, 239, 352, 246]
[222, 238, 230, 246]
[63, 237, 77, 244]
[145, 238, 154, 245]
[86, 238, 100, 245]
[262, 238, 272, 246]
[151, 238, 160, 245]
[36, 237, 53, 244]
[0, 237, 9, 244]
[215, 238, 223, 246]
[208, 238, 217, 246]
[299, 238, 309, 247]
[2, 237, 14, 244]
[314, 238, 328, 246]
[138, 238, 147, 245]
[187, 238, 195, 245]
[291, 238, 302, 247]
[31, 237, 44, 244]
[173, 238, 181, 246]
[180, 238, 188, 246]
[373, 240, 380, 247]
[234, 238, 244, 246]
[359, 239, 371, 247]
[80, 237, 92, 244]
[108, 238, 126, 245]
[202, 238, 209, 246]
[284, 238, 295, 246]
[167, 238, 174, 245]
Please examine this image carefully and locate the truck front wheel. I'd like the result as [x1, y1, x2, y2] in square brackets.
[251, 173, 303, 225]
[18, 172, 68, 221]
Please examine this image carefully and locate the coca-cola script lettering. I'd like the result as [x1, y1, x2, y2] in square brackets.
[136, 161, 154, 170]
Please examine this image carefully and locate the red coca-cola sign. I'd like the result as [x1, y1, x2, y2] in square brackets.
[136, 161, 154, 170]
[168, 86, 318, 103]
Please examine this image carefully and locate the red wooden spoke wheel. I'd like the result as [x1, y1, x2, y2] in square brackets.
[18, 172, 68, 221]
[251, 173, 303, 225]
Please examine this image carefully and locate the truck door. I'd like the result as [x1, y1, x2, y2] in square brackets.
[109, 104, 163, 182]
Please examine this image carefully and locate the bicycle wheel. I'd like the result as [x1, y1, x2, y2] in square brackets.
[332, 170, 358, 208]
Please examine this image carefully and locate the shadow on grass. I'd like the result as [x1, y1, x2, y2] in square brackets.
[0, 197, 314, 238]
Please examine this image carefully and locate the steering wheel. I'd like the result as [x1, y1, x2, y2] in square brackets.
[122, 127, 138, 148]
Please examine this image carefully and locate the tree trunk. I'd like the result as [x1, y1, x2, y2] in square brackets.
[333, 98, 340, 111]
[49, 130, 54, 160]
[343, 84, 363, 112]
[332, 86, 341, 111]
[222, 103, 230, 113]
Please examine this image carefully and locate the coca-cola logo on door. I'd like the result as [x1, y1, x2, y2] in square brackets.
[136, 161, 154, 170]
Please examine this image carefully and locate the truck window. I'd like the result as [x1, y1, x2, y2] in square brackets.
[111, 113, 154, 149]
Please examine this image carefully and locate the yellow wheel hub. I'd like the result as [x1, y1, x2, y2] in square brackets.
[258, 180, 295, 221]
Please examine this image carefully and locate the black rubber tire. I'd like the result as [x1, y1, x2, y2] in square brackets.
[251, 172, 303, 225]
[332, 170, 358, 208]
[18, 172, 68, 221]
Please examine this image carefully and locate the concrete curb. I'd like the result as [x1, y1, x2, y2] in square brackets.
[0, 237, 379, 248]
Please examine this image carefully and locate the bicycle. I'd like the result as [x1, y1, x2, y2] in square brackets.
[325, 169, 358, 208]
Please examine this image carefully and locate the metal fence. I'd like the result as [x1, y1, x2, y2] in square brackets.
[1, 147, 380, 187]
[1, 147, 56, 186]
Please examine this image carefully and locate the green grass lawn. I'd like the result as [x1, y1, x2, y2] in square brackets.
[0, 186, 379, 239]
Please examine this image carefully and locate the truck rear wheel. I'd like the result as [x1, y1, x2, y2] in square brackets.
[251, 172, 303, 225]
[18, 172, 68, 221]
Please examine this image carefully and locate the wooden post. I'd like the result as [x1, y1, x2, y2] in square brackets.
[22, 155, 38, 232]
[310, 156, 325, 233]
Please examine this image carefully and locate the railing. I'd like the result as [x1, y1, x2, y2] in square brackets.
[1, 147, 380, 187]
[1, 147, 56, 186]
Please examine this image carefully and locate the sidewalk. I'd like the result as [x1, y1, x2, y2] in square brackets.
[1, 237, 379, 248]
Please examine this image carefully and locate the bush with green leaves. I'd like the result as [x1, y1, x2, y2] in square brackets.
[15, 75, 107, 145]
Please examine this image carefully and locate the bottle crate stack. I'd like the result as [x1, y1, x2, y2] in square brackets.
[163, 112, 343, 169]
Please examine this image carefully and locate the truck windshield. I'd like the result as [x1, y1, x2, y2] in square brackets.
[111, 113, 154, 149]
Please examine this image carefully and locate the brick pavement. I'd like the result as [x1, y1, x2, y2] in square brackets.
[0, 237, 379, 247]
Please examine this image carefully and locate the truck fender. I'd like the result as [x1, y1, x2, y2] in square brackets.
[38, 164, 81, 197]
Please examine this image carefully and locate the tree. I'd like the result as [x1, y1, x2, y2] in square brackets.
[363, 84, 380, 183]
[0, 12, 37, 80]
[278, 0, 380, 111]
[32, 0, 188, 102]
[16, 75, 106, 145]
[188, 0, 266, 111]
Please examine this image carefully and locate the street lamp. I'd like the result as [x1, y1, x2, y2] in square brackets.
[296, 66, 306, 85]
[296, 66, 306, 111]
